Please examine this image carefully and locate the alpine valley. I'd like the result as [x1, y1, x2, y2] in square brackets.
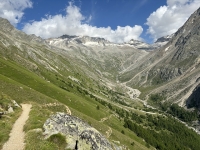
[1, 6, 200, 150]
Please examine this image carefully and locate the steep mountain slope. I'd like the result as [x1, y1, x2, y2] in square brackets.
[119, 7, 200, 106]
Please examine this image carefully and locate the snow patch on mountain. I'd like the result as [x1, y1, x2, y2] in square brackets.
[47, 33, 174, 52]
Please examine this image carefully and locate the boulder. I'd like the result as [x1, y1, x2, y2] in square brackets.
[43, 112, 113, 150]
[11, 100, 21, 108]
[8, 106, 14, 113]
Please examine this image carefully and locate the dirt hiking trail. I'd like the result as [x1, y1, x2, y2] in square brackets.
[2, 104, 32, 150]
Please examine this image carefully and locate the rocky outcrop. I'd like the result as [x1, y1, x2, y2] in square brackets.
[0, 99, 21, 116]
[43, 113, 113, 150]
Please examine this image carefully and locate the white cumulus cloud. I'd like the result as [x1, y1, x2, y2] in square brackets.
[22, 2, 143, 43]
[146, 0, 200, 41]
[0, 0, 32, 26]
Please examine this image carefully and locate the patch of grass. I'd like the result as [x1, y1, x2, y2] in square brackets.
[149, 93, 164, 102]
[127, 84, 157, 100]
[25, 130, 58, 150]
[24, 104, 52, 131]
[0, 94, 12, 109]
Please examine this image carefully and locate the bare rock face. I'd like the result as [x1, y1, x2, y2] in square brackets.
[43, 112, 113, 150]
[187, 84, 200, 109]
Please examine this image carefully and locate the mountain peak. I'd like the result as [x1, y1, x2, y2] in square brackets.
[151, 34, 174, 48]
[155, 34, 174, 43]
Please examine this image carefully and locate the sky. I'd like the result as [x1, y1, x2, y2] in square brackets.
[0, 0, 200, 43]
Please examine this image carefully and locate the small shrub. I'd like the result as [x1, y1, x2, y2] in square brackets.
[48, 133, 67, 150]
[88, 121, 92, 126]
[150, 94, 163, 102]
[145, 143, 150, 148]
[121, 130, 125, 134]
[131, 141, 135, 146]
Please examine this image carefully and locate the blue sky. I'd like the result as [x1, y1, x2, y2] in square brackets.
[0, 0, 200, 43]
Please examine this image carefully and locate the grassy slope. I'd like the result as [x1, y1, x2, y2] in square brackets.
[0, 56, 151, 149]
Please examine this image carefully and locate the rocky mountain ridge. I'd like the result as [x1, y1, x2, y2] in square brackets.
[48, 33, 171, 51]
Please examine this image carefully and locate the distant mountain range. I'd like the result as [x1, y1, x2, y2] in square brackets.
[47, 33, 172, 51]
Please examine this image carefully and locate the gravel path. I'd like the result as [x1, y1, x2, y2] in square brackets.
[2, 104, 32, 150]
